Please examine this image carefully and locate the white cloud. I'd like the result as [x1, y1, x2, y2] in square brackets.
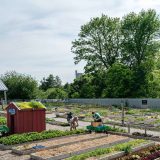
[0, 0, 159, 83]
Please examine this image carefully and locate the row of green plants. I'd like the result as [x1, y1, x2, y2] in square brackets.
[107, 126, 126, 133]
[117, 144, 160, 160]
[46, 118, 70, 127]
[0, 117, 6, 125]
[67, 139, 146, 160]
[0, 129, 85, 145]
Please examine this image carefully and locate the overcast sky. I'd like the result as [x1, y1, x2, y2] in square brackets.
[0, 0, 160, 83]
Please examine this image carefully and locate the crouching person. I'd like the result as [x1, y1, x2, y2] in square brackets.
[70, 116, 79, 131]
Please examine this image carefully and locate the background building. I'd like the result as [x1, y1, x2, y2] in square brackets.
[75, 70, 83, 78]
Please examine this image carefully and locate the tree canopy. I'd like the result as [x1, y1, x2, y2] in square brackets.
[72, 15, 121, 72]
[71, 9, 160, 98]
[1, 71, 38, 99]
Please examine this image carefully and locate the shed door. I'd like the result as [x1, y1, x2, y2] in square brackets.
[10, 115, 15, 134]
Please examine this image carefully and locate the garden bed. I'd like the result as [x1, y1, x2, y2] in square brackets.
[12, 133, 107, 155]
[108, 131, 160, 142]
[31, 135, 129, 160]
[67, 139, 152, 160]
[0, 129, 85, 149]
[50, 104, 160, 131]
[46, 118, 70, 127]
[116, 143, 160, 160]
[132, 132, 159, 138]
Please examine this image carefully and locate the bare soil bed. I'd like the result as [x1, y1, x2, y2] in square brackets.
[14, 133, 106, 151]
[32, 135, 127, 159]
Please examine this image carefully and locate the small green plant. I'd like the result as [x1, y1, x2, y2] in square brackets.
[0, 117, 6, 125]
[106, 126, 126, 133]
[46, 118, 55, 122]
[122, 145, 132, 154]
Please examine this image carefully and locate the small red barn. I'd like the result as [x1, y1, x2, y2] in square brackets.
[6, 102, 46, 134]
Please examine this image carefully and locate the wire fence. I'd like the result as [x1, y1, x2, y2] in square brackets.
[4, 98, 160, 109]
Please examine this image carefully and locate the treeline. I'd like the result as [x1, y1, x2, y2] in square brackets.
[1, 9, 160, 99]
[0, 72, 67, 100]
[69, 9, 160, 98]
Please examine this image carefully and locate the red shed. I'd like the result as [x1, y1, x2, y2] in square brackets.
[6, 102, 46, 134]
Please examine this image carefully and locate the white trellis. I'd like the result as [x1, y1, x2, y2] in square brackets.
[0, 80, 8, 104]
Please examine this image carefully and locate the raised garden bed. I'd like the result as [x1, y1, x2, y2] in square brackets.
[132, 132, 159, 138]
[67, 139, 152, 160]
[12, 133, 107, 155]
[31, 135, 129, 160]
[0, 129, 85, 149]
[46, 118, 70, 127]
[108, 131, 160, 142]
[116, 144, 160, 160]
[53, 104, 160, 132]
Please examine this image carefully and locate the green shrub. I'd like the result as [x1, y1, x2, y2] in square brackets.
[107, 126, 126, 133]
[121, 145, 132, 154]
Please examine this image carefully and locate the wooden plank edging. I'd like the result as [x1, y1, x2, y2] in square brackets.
[12, 134, 109, 155]
[31, 138, 130, 160]
[99, 141, 155, 160]
[108, 131, 160, 142]
[0, 133, 87, 150]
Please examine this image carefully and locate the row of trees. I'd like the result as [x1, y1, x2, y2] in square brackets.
[0, 72, 67, 99]
[1, 9, 160, 99]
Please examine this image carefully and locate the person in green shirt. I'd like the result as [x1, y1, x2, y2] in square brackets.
[92, 112, 102, 122]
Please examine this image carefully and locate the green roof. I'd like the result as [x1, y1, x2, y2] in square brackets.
[16, 101, 46, 110]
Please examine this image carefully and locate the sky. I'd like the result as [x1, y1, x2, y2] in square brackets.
[0, 0, 160, 84]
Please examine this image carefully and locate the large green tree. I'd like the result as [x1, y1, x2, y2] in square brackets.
[121, 9, 160, 69]
[1, 71, 38, 99]
[121, 9, 160, 96]
[71, 9, 160, 98]
[72, 15, 121, 72]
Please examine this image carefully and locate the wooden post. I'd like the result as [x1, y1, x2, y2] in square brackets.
[121, 100, 125, 126]
[1, 98, 3, 110]
[145, 126, 147, 135]
[128, 124, 130, 134]
[4, 91, 7, 104]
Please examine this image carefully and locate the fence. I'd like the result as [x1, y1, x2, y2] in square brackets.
[5, 98, 160, 109]
[66, 98, 160, 109]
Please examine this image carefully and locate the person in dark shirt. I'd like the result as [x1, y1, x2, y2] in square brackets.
[67, 112, 73, 123]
